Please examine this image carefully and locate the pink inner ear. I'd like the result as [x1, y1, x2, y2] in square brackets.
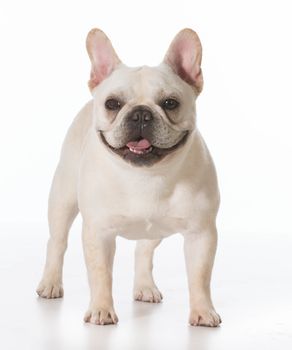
[166, 30, 202, 90]
[91, 62, 113, 86]
[87, 30, 120, 90]
[90, 46, 115, 87]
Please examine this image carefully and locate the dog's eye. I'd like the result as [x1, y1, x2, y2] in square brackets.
[105, 98, 121, 111]
[162, 99, 179, 110]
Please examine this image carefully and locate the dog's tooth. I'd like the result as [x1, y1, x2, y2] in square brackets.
[129, 146, 152, 155]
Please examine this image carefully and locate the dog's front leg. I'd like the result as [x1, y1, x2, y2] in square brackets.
[82, 224, 118, 325]
[133, 239, 163, 303]
[183, 226, 221, 327]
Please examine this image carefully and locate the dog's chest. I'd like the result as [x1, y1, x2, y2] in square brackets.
[102, 179, 192, 239]
[79, 153, 200, 239]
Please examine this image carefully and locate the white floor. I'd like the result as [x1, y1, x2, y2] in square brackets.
[0, 221, 291, 350]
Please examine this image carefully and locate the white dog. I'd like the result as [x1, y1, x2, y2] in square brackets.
[37, 28, 221, 327]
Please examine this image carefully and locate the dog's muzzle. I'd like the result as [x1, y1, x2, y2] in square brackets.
[99, 104, 189, 167]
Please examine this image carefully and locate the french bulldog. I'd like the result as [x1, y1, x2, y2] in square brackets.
[37, 28, 221, 327]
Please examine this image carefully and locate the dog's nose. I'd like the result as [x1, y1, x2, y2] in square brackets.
[131, 109, 153, 123]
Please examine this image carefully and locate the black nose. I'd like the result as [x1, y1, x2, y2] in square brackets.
[130, 108, 153, 124]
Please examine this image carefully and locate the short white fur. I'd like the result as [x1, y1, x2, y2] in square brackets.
[37, 28, 221, 327]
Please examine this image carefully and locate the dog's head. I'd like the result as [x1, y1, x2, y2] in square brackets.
[87, 28, 203, 167]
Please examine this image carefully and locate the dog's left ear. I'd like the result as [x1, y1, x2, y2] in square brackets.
[164, 28, 203, 93]
[86, 29, 121, 91]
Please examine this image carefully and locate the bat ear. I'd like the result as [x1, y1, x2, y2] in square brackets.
[86, 29, 121, 91]
[164, 28, 203, 93]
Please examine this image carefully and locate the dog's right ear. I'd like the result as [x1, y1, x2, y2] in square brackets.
[86, 29, 121, 91]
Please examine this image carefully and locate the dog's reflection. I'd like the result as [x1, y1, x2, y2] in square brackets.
[131, 300, 163, 320]
[187, 324, 221, 350]
[35, 297, 64, 350]
[83, 322, 116, 350]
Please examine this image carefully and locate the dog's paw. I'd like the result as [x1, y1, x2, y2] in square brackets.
[84, 307, 118, 325]
[189, 307, 221, 327]
[36, 280, 64, 299]
[134, 285, 163, 303]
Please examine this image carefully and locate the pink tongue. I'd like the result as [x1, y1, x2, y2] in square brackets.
[126, 139, 151, 150]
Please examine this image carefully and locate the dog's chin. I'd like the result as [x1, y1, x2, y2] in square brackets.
[99, 132, 189, 167]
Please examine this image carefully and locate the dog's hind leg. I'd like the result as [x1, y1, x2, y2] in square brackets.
[133, 239, 163, 303]
[36, 164, 78, 298]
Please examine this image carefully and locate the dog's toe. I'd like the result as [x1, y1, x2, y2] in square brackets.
[36, 280, 64, 299]
[189, 308, 221, 327]
[84, 307, 118, 325]
[133, 285, 163, 303]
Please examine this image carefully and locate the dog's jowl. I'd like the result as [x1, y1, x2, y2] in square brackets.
[37, 28, 221, 327]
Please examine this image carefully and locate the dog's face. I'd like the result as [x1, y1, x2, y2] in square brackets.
[92, 65, 196, 166]
[87, 29, 203, 167]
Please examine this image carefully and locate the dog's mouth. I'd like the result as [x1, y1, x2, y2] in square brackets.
[99, 132, 189, 167]
[126, 138, 153, 155]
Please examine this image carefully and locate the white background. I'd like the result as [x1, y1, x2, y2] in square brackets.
[0, 1, 291, 349]
[0, 0, 291, 233]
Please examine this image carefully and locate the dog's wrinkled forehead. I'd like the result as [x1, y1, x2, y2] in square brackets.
[93, 64, 193, 105]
